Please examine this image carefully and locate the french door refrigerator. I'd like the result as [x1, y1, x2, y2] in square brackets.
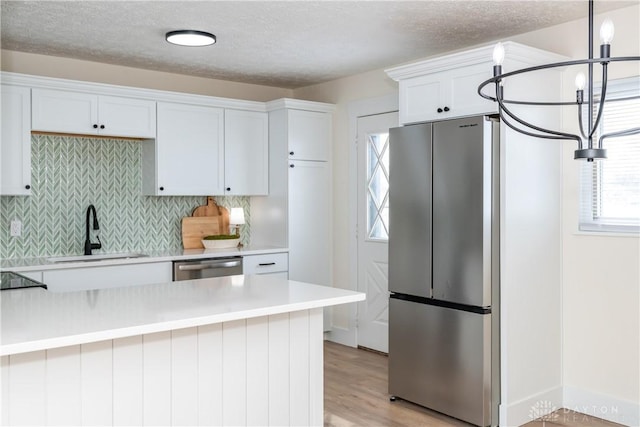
[388, 115, 500, 427]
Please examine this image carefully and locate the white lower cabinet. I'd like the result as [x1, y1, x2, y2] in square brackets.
[42, 262, 172, 292]
[243, 253, 288, 276]
[18, 271, 43, 283]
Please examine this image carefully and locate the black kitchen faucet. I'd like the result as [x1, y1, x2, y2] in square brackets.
[84, 204, 102, 255]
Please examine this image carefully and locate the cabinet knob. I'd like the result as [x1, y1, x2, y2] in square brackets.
[100, 124, 105, 129]
[289, 151, 294, 156]
[93, 124, 98, 129]
[226, 187, 231, 191]
[25, 184, 31, 190]
[437, 108, 443, 113]
[290, 164, 295, 168]
[444, 106, 450, 112]
[159, 186, 164, 191]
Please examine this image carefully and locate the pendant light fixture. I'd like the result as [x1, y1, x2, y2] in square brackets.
[165, 30, 216, 47]
[478, 0, 640, 161]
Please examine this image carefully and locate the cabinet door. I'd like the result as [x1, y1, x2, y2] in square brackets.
[447, 63, 496, 119]
[288, 110, 330, 161]
[288, 160, 330, 286]
[1, 85, 32, 195]
[32, 88, 98, 135]
[98, 96, 156, 138]
[224, 110, 268, 195]
[399, 74, 446, 124]
[154, 102, 224, 196]
[398, 62, 497, 124]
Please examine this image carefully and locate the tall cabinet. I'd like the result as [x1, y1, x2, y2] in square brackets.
[251, 99, 335, 328]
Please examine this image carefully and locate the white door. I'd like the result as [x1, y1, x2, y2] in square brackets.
[356, 111, 398, 353]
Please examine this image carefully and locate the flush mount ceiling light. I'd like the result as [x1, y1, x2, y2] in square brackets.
[165, 30, 216, 47]
[478, 0, 639, 161]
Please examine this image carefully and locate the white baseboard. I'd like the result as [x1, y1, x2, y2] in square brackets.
[325, 325, 357, 348]
[563, 385, 640, 427]
[500, 385, 563, 426]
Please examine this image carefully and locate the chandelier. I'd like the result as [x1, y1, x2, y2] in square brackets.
[478, 0, 640, 161]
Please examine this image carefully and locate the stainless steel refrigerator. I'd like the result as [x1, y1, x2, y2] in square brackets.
[388, 115, 500, 427]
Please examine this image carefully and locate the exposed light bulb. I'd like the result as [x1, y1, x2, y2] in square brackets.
[575, 72, 586, 90]
[493, 42, 505, 66]
[599, 19, 615, 44]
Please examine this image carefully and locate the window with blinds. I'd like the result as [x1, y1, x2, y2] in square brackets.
[579, 77, 640, 233]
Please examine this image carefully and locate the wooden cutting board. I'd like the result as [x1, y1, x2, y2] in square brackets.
[181, 197, 231, 249]
[191, 196, 230, 235]
[181, 216, 220, 249]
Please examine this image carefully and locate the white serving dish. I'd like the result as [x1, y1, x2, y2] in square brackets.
[202, 238, 240, 249]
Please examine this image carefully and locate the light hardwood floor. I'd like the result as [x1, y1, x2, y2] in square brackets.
[323, 341, 622, 427]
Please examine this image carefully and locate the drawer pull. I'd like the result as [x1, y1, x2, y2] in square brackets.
[258, 262, 276, 266]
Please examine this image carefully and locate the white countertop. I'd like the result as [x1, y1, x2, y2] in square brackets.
[0, 275, 364, 356]
[0, 245, 288, 272]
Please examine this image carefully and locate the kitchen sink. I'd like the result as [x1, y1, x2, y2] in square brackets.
[47, 253, 149, 263]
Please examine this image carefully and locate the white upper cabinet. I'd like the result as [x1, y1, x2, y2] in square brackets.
[397, 63, 496, 124]
[31, 88, 156, 138]
[224, 109, 269, 195]
[288, 109, 331, 161]
[1, 84, 32, 195]
[142, 102, 224, 196]
[386, 42, 569, 125]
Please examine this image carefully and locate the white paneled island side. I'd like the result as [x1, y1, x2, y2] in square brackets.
[0, 275, 364, 426]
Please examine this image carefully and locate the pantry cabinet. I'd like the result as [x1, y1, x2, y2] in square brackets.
[1, 84, 32, 195]
[251, 99, 334, 328]
[224, 109, 269, 195]
[142, 102, 224, 196]
[31, 88, 156, 138]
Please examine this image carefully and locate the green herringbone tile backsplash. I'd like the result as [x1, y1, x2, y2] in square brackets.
[0, 135, 250, 259]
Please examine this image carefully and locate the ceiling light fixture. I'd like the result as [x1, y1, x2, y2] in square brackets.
[165, 30, 216, 47]
[478, 0, 640, 161]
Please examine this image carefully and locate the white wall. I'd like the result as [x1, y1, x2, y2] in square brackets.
[1, 50, 292, 102]
[513, 5, 640, 425]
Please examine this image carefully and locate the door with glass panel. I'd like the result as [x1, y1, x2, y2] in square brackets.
[356, 112, 398, 353]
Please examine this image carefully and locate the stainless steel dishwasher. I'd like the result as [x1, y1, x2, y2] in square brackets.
[173, 257, 243, 281]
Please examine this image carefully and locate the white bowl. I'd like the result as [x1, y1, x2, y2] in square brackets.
[202, 238, 240, 249]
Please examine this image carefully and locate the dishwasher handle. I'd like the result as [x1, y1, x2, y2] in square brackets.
[177, 259, 242, 271]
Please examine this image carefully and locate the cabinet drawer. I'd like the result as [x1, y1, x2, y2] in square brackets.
[243, 253, 288, 275]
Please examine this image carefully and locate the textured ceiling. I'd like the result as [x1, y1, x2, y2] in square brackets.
[0, 1, 634, 89]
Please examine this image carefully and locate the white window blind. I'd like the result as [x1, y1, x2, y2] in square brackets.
[579, 77, 640, 233]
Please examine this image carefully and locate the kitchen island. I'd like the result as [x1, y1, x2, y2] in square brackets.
[0, 275, 364, 426]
